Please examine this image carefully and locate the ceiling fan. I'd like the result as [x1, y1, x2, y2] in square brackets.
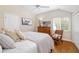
[35, 5, 49, 8]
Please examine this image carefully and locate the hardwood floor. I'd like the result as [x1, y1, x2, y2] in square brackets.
[53, 40, 79, 53]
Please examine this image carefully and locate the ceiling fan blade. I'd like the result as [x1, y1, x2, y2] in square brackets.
[35, 5, 49, 8]
[39, 6, 49, 8]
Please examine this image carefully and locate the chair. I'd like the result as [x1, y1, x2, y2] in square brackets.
[55, 30, 63, 40]
[52, 30, 63, 45]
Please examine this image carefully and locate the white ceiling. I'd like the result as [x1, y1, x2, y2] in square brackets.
[20, 5, 79, 15]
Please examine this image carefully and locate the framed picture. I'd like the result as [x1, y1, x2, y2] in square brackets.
[21, 17, 32, 25]
[39, 20, 51, 27]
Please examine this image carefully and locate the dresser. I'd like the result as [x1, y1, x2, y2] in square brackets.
[38, 26, 51, 35]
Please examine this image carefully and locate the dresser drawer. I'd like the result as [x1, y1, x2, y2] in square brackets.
[38, 26, 51, 35]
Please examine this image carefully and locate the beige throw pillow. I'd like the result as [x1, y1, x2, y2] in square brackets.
[15, 30, 24, 40]
[5, 30, 20, 42]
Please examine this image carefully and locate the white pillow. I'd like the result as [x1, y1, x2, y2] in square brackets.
[0, 45, 2, 53]
[0, 34, 15, 49]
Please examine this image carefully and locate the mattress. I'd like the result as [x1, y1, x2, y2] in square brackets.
[22, 32, 54, 53]
[3, 40, 38, 53]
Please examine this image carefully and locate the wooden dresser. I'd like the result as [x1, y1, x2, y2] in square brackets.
[38, 26, 51, 35]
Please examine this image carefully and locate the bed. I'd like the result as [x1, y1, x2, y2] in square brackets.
[22, 32, 54, 53]
[2, 32, 54, 53]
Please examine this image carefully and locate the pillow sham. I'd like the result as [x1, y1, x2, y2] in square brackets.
[0, 34, 15, 49]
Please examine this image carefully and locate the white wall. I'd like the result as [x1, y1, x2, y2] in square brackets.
[36, 9, 72, 40]
[0, 6, 35, 32]
[72, 12, 79, 48]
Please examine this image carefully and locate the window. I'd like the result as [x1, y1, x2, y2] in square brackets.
[52, 17, 70, 31]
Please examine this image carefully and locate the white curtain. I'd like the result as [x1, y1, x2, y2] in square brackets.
[4, 14, 20, 31]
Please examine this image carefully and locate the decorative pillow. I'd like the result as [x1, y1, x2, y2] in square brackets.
[0, 45, 2, 53]
[53, 34, 61, 39]
[5, 30, 20, 42]
[15, 30, 24, 40]
[0, 34, 15, 49]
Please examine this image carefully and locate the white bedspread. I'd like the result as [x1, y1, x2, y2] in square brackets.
[22, 32, 54, 53]
[3, 40, 37, 53]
